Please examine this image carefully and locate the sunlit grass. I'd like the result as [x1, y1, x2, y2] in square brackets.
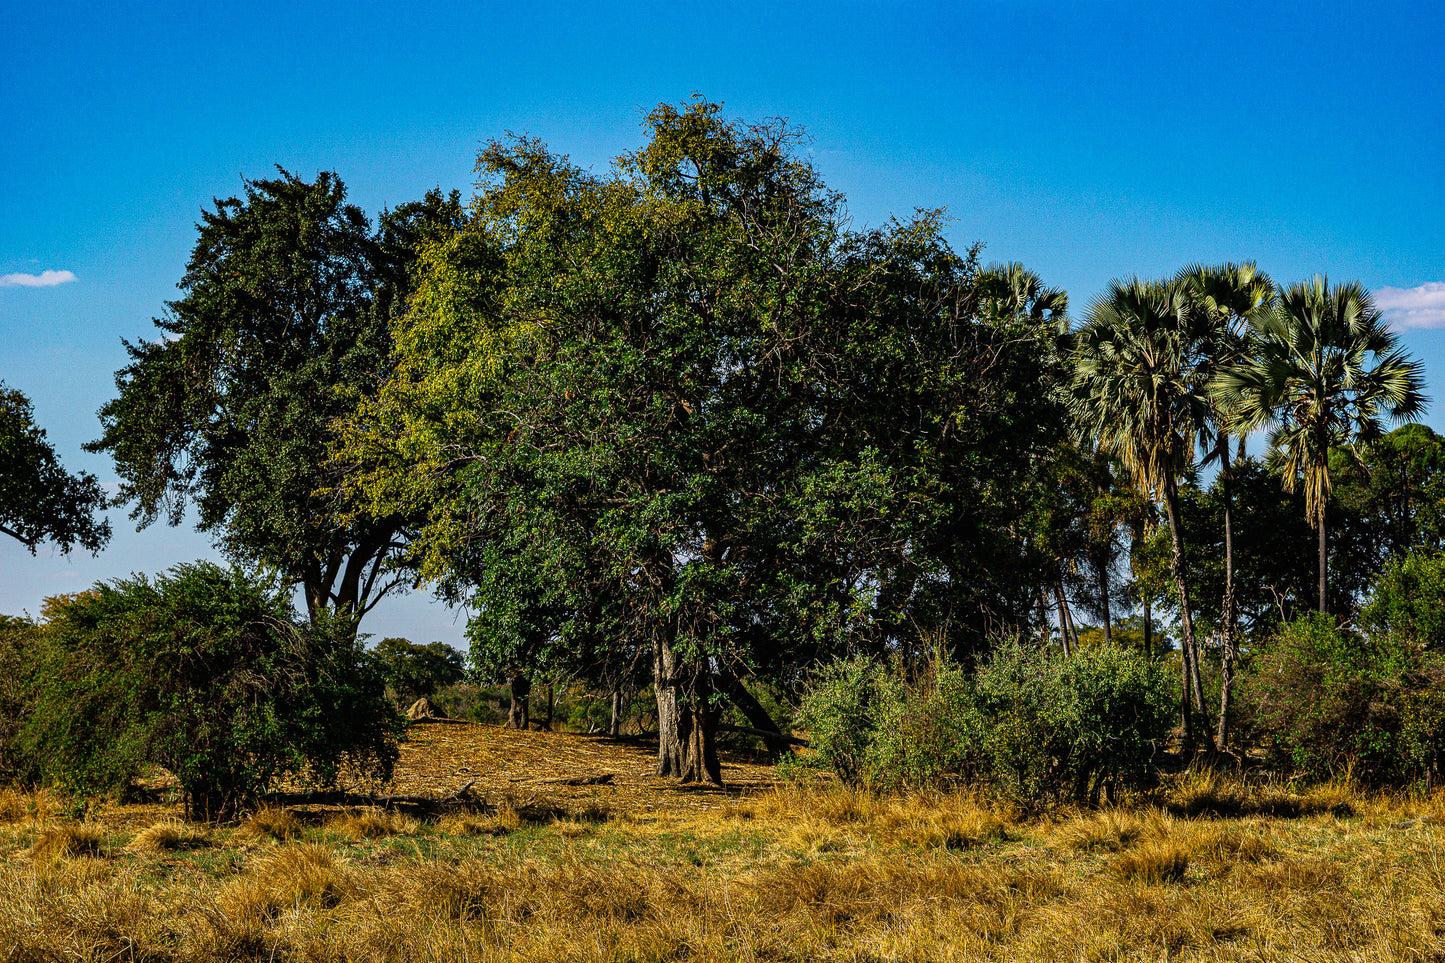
[2, 773, 1445, 960]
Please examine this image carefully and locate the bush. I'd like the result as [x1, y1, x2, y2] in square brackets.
[973, 642, 1173, 806]
[1243, 611, 1445, 785]
[796, 656, 907, 788]
[796, 644, 1172, 804]
[18, 563, 402, 819]
[0, 615, 40, 785]
[1361, 549, 1445, 650]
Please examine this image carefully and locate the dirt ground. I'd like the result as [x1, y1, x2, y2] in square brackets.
[98, 721, 781, 826]
[391, 721, 778, 816]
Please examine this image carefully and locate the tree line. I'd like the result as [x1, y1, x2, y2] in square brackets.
[4, 98, 1440, 803]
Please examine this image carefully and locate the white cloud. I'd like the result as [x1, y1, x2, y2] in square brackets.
[1376, 281, 1445, 330]
[0, 269, 78, 288]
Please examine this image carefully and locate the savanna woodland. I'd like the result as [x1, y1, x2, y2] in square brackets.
[6, 100, 1445, 961]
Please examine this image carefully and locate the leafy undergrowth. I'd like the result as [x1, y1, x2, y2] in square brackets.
[3, 733, 1445, 960]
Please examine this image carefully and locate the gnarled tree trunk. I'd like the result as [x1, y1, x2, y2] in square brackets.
[654, 633, 721, 784]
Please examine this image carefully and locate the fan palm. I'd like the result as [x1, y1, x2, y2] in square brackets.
[1178, 262, 1275, 749]
[1216, 276, 1426, 614]
[1070, 277, 1213, 746]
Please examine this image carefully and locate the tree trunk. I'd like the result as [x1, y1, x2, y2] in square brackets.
[1054, 582, 1072, 657]
[507, 672, 530, 730]
[1038, 589, 1052, 646]
[1059, 581, 1081, 652]
[1099, 554, 1113, 645]
[1143, 596, 1153, 658]
[1216, 448, 1239, 751]
[654, 634, 721, 784]
[609, 686, 623, 737]
[540, 682, 555, 731]
[1318, 501, 1328, 615]
[1163, 474, 1209, 750]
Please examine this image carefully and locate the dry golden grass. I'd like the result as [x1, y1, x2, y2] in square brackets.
[128, 818, 211, 853]
[324, 807, 419, 840]
[237, 804, 305, 841]
[4, 728, 1445, 960]
[28, 822, 106, 861]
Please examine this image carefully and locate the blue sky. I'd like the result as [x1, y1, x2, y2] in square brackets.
[3, 0, 1443, 644]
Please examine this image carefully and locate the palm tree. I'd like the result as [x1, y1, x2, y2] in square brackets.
[1070, 278, 1213, 747]
[1178, 262, 1275, 750]
[1217, 276, 1427, 614]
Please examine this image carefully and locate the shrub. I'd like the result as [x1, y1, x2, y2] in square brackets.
[796, 644, 1172, 804]
[973, 642, 1173, 806]
[1243, 611, 1445, 785]
[18, 563, 402, 819]
[1361, 549, 1445, 650]
[795, 656, 906, 788]
[0, 615, 40, 785]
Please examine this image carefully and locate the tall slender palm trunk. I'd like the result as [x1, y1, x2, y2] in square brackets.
[1317, 501, 1328, 614]
[1216, 444, 1239, 750]
[1163, 474, 1210, 750]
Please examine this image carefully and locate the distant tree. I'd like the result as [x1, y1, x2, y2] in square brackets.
[0, 383, 109, 555]
[1218, 276, 1427, 613]
[88, 170, 463, 631]
[371, 637, 467, 704]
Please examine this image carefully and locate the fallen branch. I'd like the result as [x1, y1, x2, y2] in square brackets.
[521, 773, 616, 786]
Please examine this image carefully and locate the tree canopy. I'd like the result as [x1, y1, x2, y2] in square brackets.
[88, 170, 463, 627]
[0, 383, 110, 555]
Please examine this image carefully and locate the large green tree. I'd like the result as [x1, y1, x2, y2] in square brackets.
[89, 170, 462, 628]
[346, 101, 1067, 783]
[1217, 276, 1426, 614]
[1, 383, 109, 555]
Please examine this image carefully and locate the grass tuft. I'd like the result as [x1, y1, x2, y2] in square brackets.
[29, 823, 106, 861]
[238, 805, 305, 841]
[1112, 839, 1190, 883]
[128, 819, 210, 854]
[325, 808, 419, 840]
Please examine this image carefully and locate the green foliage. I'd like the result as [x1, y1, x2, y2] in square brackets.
[796, 656, 907, 788]
[17, 563, 401, 819]
[798, 645, 1173, 804]
[1360, 549, 1445, 650]
[89, 170, 463, 626]
[973, 643, 1174, 806]
[0, 615, 40, 785]
[1243, 610, 1445, 785]
[371, 637, 467, 704]
[0, 383, 109, 555]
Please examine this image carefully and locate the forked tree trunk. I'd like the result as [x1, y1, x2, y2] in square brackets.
[507, 672, 530, 730]
[654, 633, 721, 784]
